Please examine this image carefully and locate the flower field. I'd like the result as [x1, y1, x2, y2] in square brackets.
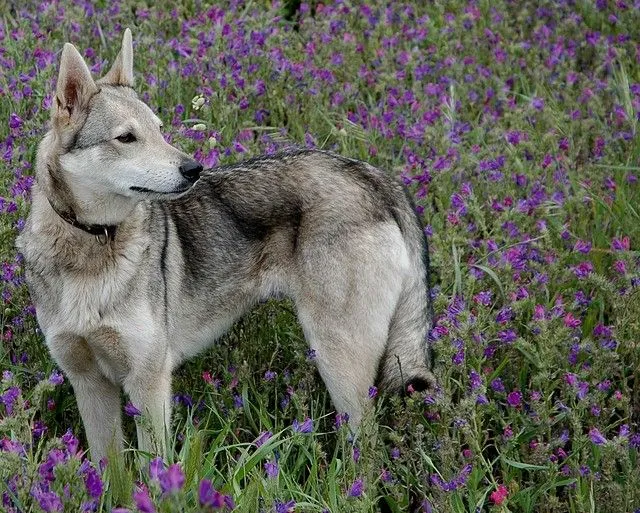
[1, 1, 640, 511]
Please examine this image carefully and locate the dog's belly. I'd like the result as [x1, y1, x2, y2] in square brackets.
[166, 305, 252, 366]
[164, 276, 286, 366]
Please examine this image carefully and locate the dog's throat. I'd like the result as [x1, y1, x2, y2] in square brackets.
[46, 197, 118, 244]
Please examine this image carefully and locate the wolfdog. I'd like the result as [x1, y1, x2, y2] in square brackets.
[16, 30, 434, 462]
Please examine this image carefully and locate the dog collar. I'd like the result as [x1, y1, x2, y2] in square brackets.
[47, 197, 117, 245]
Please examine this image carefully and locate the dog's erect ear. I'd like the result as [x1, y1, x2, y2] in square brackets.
[54, 43, 98, 125]
[98, 28, 134, 87]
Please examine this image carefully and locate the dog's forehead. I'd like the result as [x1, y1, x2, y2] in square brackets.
[93, 86, 161, 126]
[72, 86, 162, 148]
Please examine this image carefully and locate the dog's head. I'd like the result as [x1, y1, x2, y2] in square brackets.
[45, 29, 201, 223]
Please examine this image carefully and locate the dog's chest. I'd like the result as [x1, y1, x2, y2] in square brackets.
[30, 243, 148, 339]
[55, 270, 135, 333]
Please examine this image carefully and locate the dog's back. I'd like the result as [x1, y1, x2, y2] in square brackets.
[164, 149, 434, 418]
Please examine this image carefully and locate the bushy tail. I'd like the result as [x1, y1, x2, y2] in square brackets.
[377, 189, 435, 393]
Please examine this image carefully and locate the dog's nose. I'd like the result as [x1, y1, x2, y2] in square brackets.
[179, 160, 203, 183]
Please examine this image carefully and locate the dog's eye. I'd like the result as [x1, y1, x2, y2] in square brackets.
[116, 133, 137, 143]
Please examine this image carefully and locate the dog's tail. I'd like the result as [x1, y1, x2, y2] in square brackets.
[376, 187, 435, 394]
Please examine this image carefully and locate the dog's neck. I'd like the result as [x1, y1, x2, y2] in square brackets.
[46, 195, 118, 244]
[38, 161, 119, 244]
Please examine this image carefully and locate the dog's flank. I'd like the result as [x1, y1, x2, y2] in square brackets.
[16, 30, 434, 462]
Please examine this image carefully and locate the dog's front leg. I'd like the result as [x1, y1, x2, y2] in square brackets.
[48, 335, 123, 463]
[123, 355, 172, 458]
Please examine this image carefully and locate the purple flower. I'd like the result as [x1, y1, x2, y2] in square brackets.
[198, 479, 232, 508]
[0, 437, 25, 455]
[334, 412, 350, 428]
[348, 478, 364, 497]
[9, 113, 22, 130]
[490, 378, 505, 393]
[39, 448, 66, 482]
[264, 370, 277, 381]
[589, 427, 607, 445]
[531, 97, 545, 110]
[613, 260, 626, 274]
[274, 500, 296, 513]
[507, 391, 522, 407]
[48, 370, 64, 385]
[82, 500, 97, 512]
[255, 431, 272, 447]
[573, 240, 592, 254]
[124, 402, 141, 417]
[476, 394, 489, 405]
[593, 324, 613, 338]
[368, 385, 378, 399]
[473, 291, 492, 306]
[149, 457, 164, 480]
[498, 329, 517, 344]
[33, 420, 48, 440]
[158, 463, 185, 494]
[573, 261, 593, 279]
[133, 487, 156, 513]
[33, 489, 63, 512]
[0, 386, 21, 415]
[264, 460, 279, 479]
[506, 130, 522, 145]
[577, 382, 589, 400]
[469, 370, 482, 391]
[84, 467, 103, 498]
[496, 307, 514, 324]
[61, 429, 79, 455]
[452, 349, 464, 365]
[292, 417, 313, 433]
[503, 425, 513, 439]
[564, 313, 581, 328]
[421, 499, 434, 513]
[611, 237, 630, 251]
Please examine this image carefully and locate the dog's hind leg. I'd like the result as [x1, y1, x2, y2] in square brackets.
[295, 308, 387, 426]
[292, 224, 407, 426]
[49, 335, 123, 463]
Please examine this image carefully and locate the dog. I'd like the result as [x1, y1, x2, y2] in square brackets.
[16, 30, 434, 462]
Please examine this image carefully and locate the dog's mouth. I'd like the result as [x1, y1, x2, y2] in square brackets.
[129, 185, 193, 195]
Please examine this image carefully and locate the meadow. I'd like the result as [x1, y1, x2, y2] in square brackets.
[1, 0, 640, 511]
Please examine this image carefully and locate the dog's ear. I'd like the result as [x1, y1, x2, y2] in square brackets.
[99, 28, 134, 87]
[54, 43, 98, 125]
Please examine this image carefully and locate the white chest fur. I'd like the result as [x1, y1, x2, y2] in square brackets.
[22, 217, 151, 340]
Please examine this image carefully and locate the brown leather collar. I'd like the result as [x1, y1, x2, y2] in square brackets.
[47, 198, 117, 245]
